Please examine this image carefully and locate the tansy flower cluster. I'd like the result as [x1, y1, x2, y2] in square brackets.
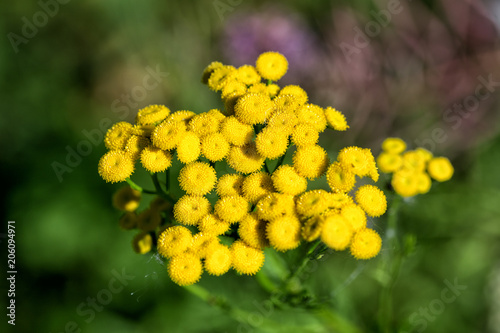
[98, 52, 387, 286]
[376, 138, 454, 197]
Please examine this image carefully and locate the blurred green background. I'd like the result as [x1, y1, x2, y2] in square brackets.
[2, 0, 500, 332]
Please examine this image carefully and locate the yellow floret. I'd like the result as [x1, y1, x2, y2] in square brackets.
[151, 120, 187, 150]
[401, 150, 426, 172]
[188, 112, 221, 138]
[131, 124, 154, 137]
[291, 123, 319, 147]
[321, 214, 353, 251]
[415, 148, 433, 162]
[427, 157, 454, 182]
[267, 111, 299, 135]
[242, 171, 275, 204]
[279, 85, 308, 105]
[112, 186, 141, 212]
[227, 142, 266, 174]
[220, 116, 254, 146]
[136, 105, 170, 125]
[231, 240, 265, 275]
[214, 195, 249, 223]
[355, 185, 387, 217]
[124, 135, 150, 161]
[382, 137, 406, 154]
[326, 161, 356, 193]
[238, 213, 269, 249]
[198, 214, 231, 236]
[296, 190, 331, 217]
[256, 193, 295, 221]
[271, 165, 307, 195]
[173, 195, 212, 225]
[416, 172, 432, 194]
[267, 83, 280, 97]
[338, 146, 374, 177]
[167, 110, 196, 125]
[158, 225, 193, 258]
[201, 132, 230, 162]
[377, 152, 403, 173]
[140, 146, 172, 173]
[266, 215, 301, 252]
[221, 80, 247, 100]
[216, 173, 245, 197]
[201, 61, 224, 84]
[177, 132, 201, 164]
[324, 107, 349, 131]
[295, 104, 327, 133]
[326, 192, 353, 209]
[301, 216, 324, 242]
[340, 204, 367, 232]
[208, 65, 236, 91]
[256, 51, 288, 81]
[207, 109, 226, 123]
[235, 65, 261, 85]
[190, 233, 219, 258]
[255, 127, 289, 159]
[168, 253, 203, 286]
[204, 244, 232, 276]
[104, 122, 133, 150]
[132, 232, 153, 254]
[293, 145, 329, 179]
[98, 150, 135, 183]
[273, 94, 300, 113]
[391, 169, 419, 197]
[178, 162, 216, 195]
[235, 93, 273, 125]
[350, 228, 382, 260]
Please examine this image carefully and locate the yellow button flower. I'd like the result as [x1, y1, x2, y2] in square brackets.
[266, 215, 301, 252]
[321, 214, 353, 251]
[104, 122, 133, 151]
[140, 146, 172, 173]
[381, 137, 406, 154]
[98, 150, 135, 183]
[355, 185, 387, 217]
[279, 85, 308, 105]
[204, 244, 232, 276]
[168, 253, 203, 286]
[427, 157, 454, 182]
[324, 107, 349, 131]
[214, 195, 249, 224]
[238, 213, 269, 249]
[231, 240, 265, 275]
[255, 51, 288, 81]
[220, 116, 254, 147]
[173, 195, 212, 225]
[158, 225, 193, 258]
[255, 127, 289, 160]
[216, 173, 245, 197]
[242, 171, 275, 204]
[227, 142, 265, 174]
[293, 145, 329, 179]
[136, 104, 170, 125]
[350, 228, 382, 260]
[235, 93, 273, 125]
[271, 165, 307, 196]
[178, 162, 216, 196]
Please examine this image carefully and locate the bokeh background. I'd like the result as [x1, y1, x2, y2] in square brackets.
[2, 0, 500, 332]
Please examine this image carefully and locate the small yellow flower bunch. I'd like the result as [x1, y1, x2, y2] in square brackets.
[98, 51, 388, 286]
[376, 138, 454, 197]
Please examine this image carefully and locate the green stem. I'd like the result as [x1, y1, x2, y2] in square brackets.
[267, 79, 273, 86]
[165, 168, 170, 194]
[150, 173, 176, 204]
[126, 178, 156, 194]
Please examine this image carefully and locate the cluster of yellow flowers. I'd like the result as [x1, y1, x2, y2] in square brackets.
[376, 138, 454, 197]
[99, 52, 389, 286]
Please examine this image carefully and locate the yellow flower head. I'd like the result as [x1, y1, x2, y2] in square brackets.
[178, 162, 216, 196]
[416, 172, 432, 194]
[402, 150, 426, 172]
[279, 85, 308, 105]
[256, 193, 295, 221]
[235, 93, 273, 125]
[151, 120, 187, 150]
[293, 145, 329, 179]
[119, 212, 137, 230]
[214, 195, 249, 223]
[158, 225, 193, 258]
[256, 51, 288, 81]
[217, 173, 245, 197]
[238, 213, 269, 249]
[350, 228, 382, 260]
[221, 80, 247, 101]
[326, 191, 353, 209]
[131, 124, 154, 137]
[132, 232, 153, 254]
[324, 107, 349, 131]
[224, 93, 241, 116]
[140, 146, 172, 173]
[173, 195, 212, 225]
[112, 186, 141, 212]
[242, 171, 275, 204]
[355, 185, 387, 217]
[340, 204, 367, 232]
[231, 240, 265, 275]
[177, 132, 201, 164]
[188, 112, 221, 138]
[338, 147, 378, 180]
[248, 82, 269, 95]
[301, 216, 324, 242]
[326, 161, 356, 193]
[391, 169, 419, 197]
[137, 208, 162, 232]
[228, 142, 265, 174]
[98, 150, 135, 183]
[136, 105, 170, 125]
[204, 243, 232, 276]
[291, 123, 319, 148]
[321, 214, 353, 251]
[266, 215, 301, 252]
[255, 127, 289, 160]
[198, 214, 231, 236]
[168, 253, 203, 286]
[167, 110, 196, 125]
[296, 190, 331, 217]
[273, 94, 300, 113]
[382, 137, 406, 154]
[267, 83, 280, 97]
[377, 152, 403, 173]
[201, 61, 224, 84]
[201, 132, 230, 162]
[208, 65, 236, 91]
[207, 108, 226, 123]
[104, 122, 133, 150]
[124, 135, 150, 161]
[190, 233, 219, 258]
[415, 148, 433, 162]
[267, 111, 299, 135]
[220, 116, 254, 146]
[296, 104, 327, 133]
[271, 165, 307, 195]
[427, 157, 454, 182]
[236, 65, 261, 85]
